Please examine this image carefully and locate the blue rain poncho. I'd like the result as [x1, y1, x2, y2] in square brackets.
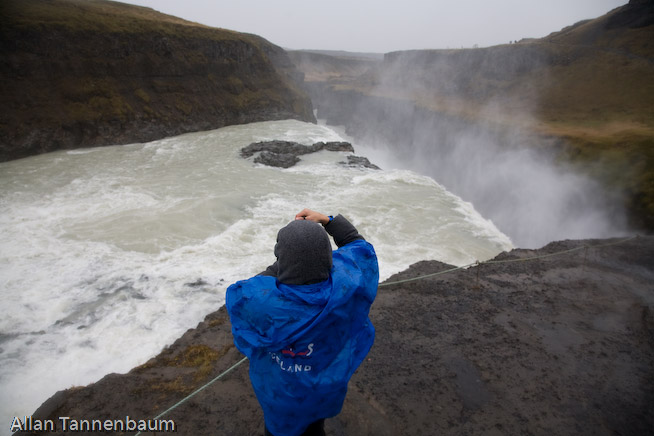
[226, 238, 378, 436]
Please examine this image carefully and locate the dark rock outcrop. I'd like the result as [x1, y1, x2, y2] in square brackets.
[241, 140, 368, 169]
[241, 140, 354, 158]
[342, 155, 380, 170]
[254, 151, 300, 168]
[0, 0, 316, 162]
[17, 235, 654, 435]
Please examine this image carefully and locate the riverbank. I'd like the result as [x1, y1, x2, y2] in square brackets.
[16, 235, 653, 435]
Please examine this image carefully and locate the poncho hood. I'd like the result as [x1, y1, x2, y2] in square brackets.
[274, 220, 333, 285]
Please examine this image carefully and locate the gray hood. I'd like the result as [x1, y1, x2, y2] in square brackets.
[274, 220, 333, 285]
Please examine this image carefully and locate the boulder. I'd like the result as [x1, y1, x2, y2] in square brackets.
[341, 155, 381, 170]
[254, 151, 300, 168]
[241, 140, 365, 169]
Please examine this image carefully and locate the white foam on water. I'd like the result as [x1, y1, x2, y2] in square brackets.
[0, 120, 512, 432]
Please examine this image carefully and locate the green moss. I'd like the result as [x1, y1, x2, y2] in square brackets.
[133, 343, 235, 397]
[173, 345, 219, 368]
[207, 317, 227, 327]
[225, 76, 245, 95]
[174, 100, 193, 116]
[562, 134, 654, 229]
[147, 376, 192, 395]
[134, 88, 150, 103]
[172, 344, 234, 383]
[139, 105, 155, 118]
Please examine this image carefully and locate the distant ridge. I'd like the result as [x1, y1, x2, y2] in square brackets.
[291, 49, 384, 61]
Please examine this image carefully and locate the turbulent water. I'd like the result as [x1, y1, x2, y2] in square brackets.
[0, 120, 512, 429]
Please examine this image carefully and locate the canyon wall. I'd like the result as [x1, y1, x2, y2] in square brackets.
[0, 0, 316, 161]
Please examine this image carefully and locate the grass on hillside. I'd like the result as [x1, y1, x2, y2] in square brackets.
[1, 0, 255, 44]
[324, 30, 654, 229]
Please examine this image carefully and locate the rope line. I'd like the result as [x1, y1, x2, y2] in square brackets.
[134, 356, 248, 436]
[134, 235, 638, 433]
[378, 235, 638, 287]
[378, 263, 477, 287]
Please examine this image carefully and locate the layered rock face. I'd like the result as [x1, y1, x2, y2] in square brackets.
[0, 0, 316, 161]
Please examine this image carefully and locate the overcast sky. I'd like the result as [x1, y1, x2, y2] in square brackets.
[121, 0, 628, 53]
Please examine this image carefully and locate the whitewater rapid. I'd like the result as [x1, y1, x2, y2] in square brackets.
[0, 120, 512, 431]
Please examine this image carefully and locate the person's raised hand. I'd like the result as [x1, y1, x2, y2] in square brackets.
[295, 209, 330, 225]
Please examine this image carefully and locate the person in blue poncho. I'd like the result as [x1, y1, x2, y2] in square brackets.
[226, 209, 379, 436]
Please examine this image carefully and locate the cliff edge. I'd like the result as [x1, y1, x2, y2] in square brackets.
[293, 0, 654, 232]
[17, 236, 654, 435]
[0, 0, 316, 161]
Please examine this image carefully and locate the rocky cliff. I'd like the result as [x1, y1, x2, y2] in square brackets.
[0, 0, 316, 161]
[294, 0, 654, 233]
[16, 236, 654, 435]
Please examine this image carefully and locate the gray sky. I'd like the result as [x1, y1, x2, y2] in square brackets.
[121, 0, 628, 53]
